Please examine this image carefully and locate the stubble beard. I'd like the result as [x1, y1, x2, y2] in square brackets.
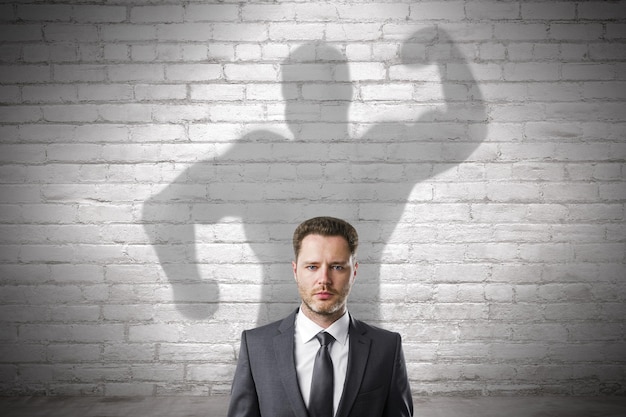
[299, 285, 351, 322]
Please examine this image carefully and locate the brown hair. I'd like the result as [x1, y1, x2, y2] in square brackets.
[292, 217, 358, 259]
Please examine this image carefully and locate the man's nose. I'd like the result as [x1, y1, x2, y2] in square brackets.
[318, 266, 331, 284]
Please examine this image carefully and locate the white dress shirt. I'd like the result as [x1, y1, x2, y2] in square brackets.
[294, 309, 350, 417]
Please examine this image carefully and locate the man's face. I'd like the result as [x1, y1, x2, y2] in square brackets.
[292, 234, 358, 322]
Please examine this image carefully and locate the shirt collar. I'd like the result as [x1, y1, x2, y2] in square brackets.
[296, 308, 350, 346]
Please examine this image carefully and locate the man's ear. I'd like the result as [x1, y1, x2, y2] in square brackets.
[292, 260, 297, 281]
[352, 261, 358, 282]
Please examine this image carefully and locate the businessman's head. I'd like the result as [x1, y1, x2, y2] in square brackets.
[292, 217, 358, 327]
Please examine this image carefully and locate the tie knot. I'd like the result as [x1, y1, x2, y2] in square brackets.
[315, 331, 335, 347]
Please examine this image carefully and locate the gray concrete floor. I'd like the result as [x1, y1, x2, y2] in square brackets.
[1, 396, 626, 417]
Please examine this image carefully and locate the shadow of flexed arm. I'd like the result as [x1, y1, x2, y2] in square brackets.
[376, 27, 488, 175]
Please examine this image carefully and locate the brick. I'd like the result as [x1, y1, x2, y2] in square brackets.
[103, 305, 155, 322]
[0, 25, 43, 42]
[0, 166, 26, 183]
[130, 6, 183, 23]
[104, 383, 154, 397]
[20, 324, 125, 342]
[466, 1, 520, 20]
[165, 64, 222, 81]
[0, 4, 14, 20]
[108, 64, 164, 82]
[152, 104, 209, 123]
[551, 224, 607, 243]
[235, 44, 262, 61]
[269, 23, 327, 41]
[578, 2, 626, 20]
[463, 364, 517, 381]
[542, 183, 599, 202]
[0, 65, 50, 83]
[527, 83, 581, 102]
[494, 23, 548, 41]
[78, 44, 102, 62]
[132, 364, 184, 381]
[102, 344, 155, 362]
[21, 85, 75, 103]
[43, 24, 98, 42]
[0, 343, 46, 362]
[292, 3, 341, 21]
[187, 364, 234, 382]
[0, 48, 21, 67]
[181, 44, 209, 61]
[225, 64, 277, 81]
[350, 62, 387, 81]
[213, 23, 267, 42]
[19, 203, 78, 224]
[43, 104, 99, 123]
[135, 84, 186, 101]
[520, 243, 574, 263]
[186, 4, 239, 22]
[209, 104, 264, 122]
[159, 343, 234, 361]
[574, 243, 626, 263]
[246, 83, 289, 101]
[410, 1, 464, 20]
[521, 2, 576, 20]
[338, 3, 409, 21]
[326, 23, 382, 41]
[436, 23, 494, 42]
[17, 5, 72, 22]
[49, 264, 104, 283]
[47, 344, 101, 362]
[78, 84, 133, 102]
[53, 64, 107, 82]
[589, 43, 626, 60]
[563, 63, 616, 81]
[129, 324, 180, 343]
[504, 62, 560, 81]
[550, 23, 604, 41]
[242, 4, 296, 21]
[73, 5, 126, 23]
[98, 104, 153, 123]
[486, 182, 542, 202]
[50, 305, 101, 322]
[104, 44, 130, 61]
[582, 82, 626, 100]
[130, 44, 158, 62]
[101, 24, 157, 41]
[606, 23, 626, 39]
[435, 283, 484, 302]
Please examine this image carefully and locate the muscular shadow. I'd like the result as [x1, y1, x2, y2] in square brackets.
[142, 28, 488, 324]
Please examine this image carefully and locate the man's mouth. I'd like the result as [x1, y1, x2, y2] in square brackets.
[315, 291, 334, 300]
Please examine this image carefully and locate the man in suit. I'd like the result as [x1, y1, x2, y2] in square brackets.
[227, 217, 413, 417]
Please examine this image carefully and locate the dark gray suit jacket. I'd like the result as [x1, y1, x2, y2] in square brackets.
[227, 309, 413, 417]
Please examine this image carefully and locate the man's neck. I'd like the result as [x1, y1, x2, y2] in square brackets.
[299, 303, 346, 329]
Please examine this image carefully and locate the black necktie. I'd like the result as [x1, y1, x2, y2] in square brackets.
[309, 331, 335, 417]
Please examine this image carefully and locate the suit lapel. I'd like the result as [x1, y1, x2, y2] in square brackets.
[336, 316, 371, 417]
[273, 310, 310, 417]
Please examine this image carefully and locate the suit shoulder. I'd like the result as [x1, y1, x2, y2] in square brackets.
[242, 314, 293, 341]
[246, 319, 281, 334]
[352, 317, 401, 340]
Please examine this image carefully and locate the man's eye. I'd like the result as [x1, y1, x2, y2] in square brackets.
[306, 266, 317, 270]
[331, 265, 344, 271]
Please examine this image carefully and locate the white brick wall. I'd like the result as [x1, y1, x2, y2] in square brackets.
[0, 0, 624, 397]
